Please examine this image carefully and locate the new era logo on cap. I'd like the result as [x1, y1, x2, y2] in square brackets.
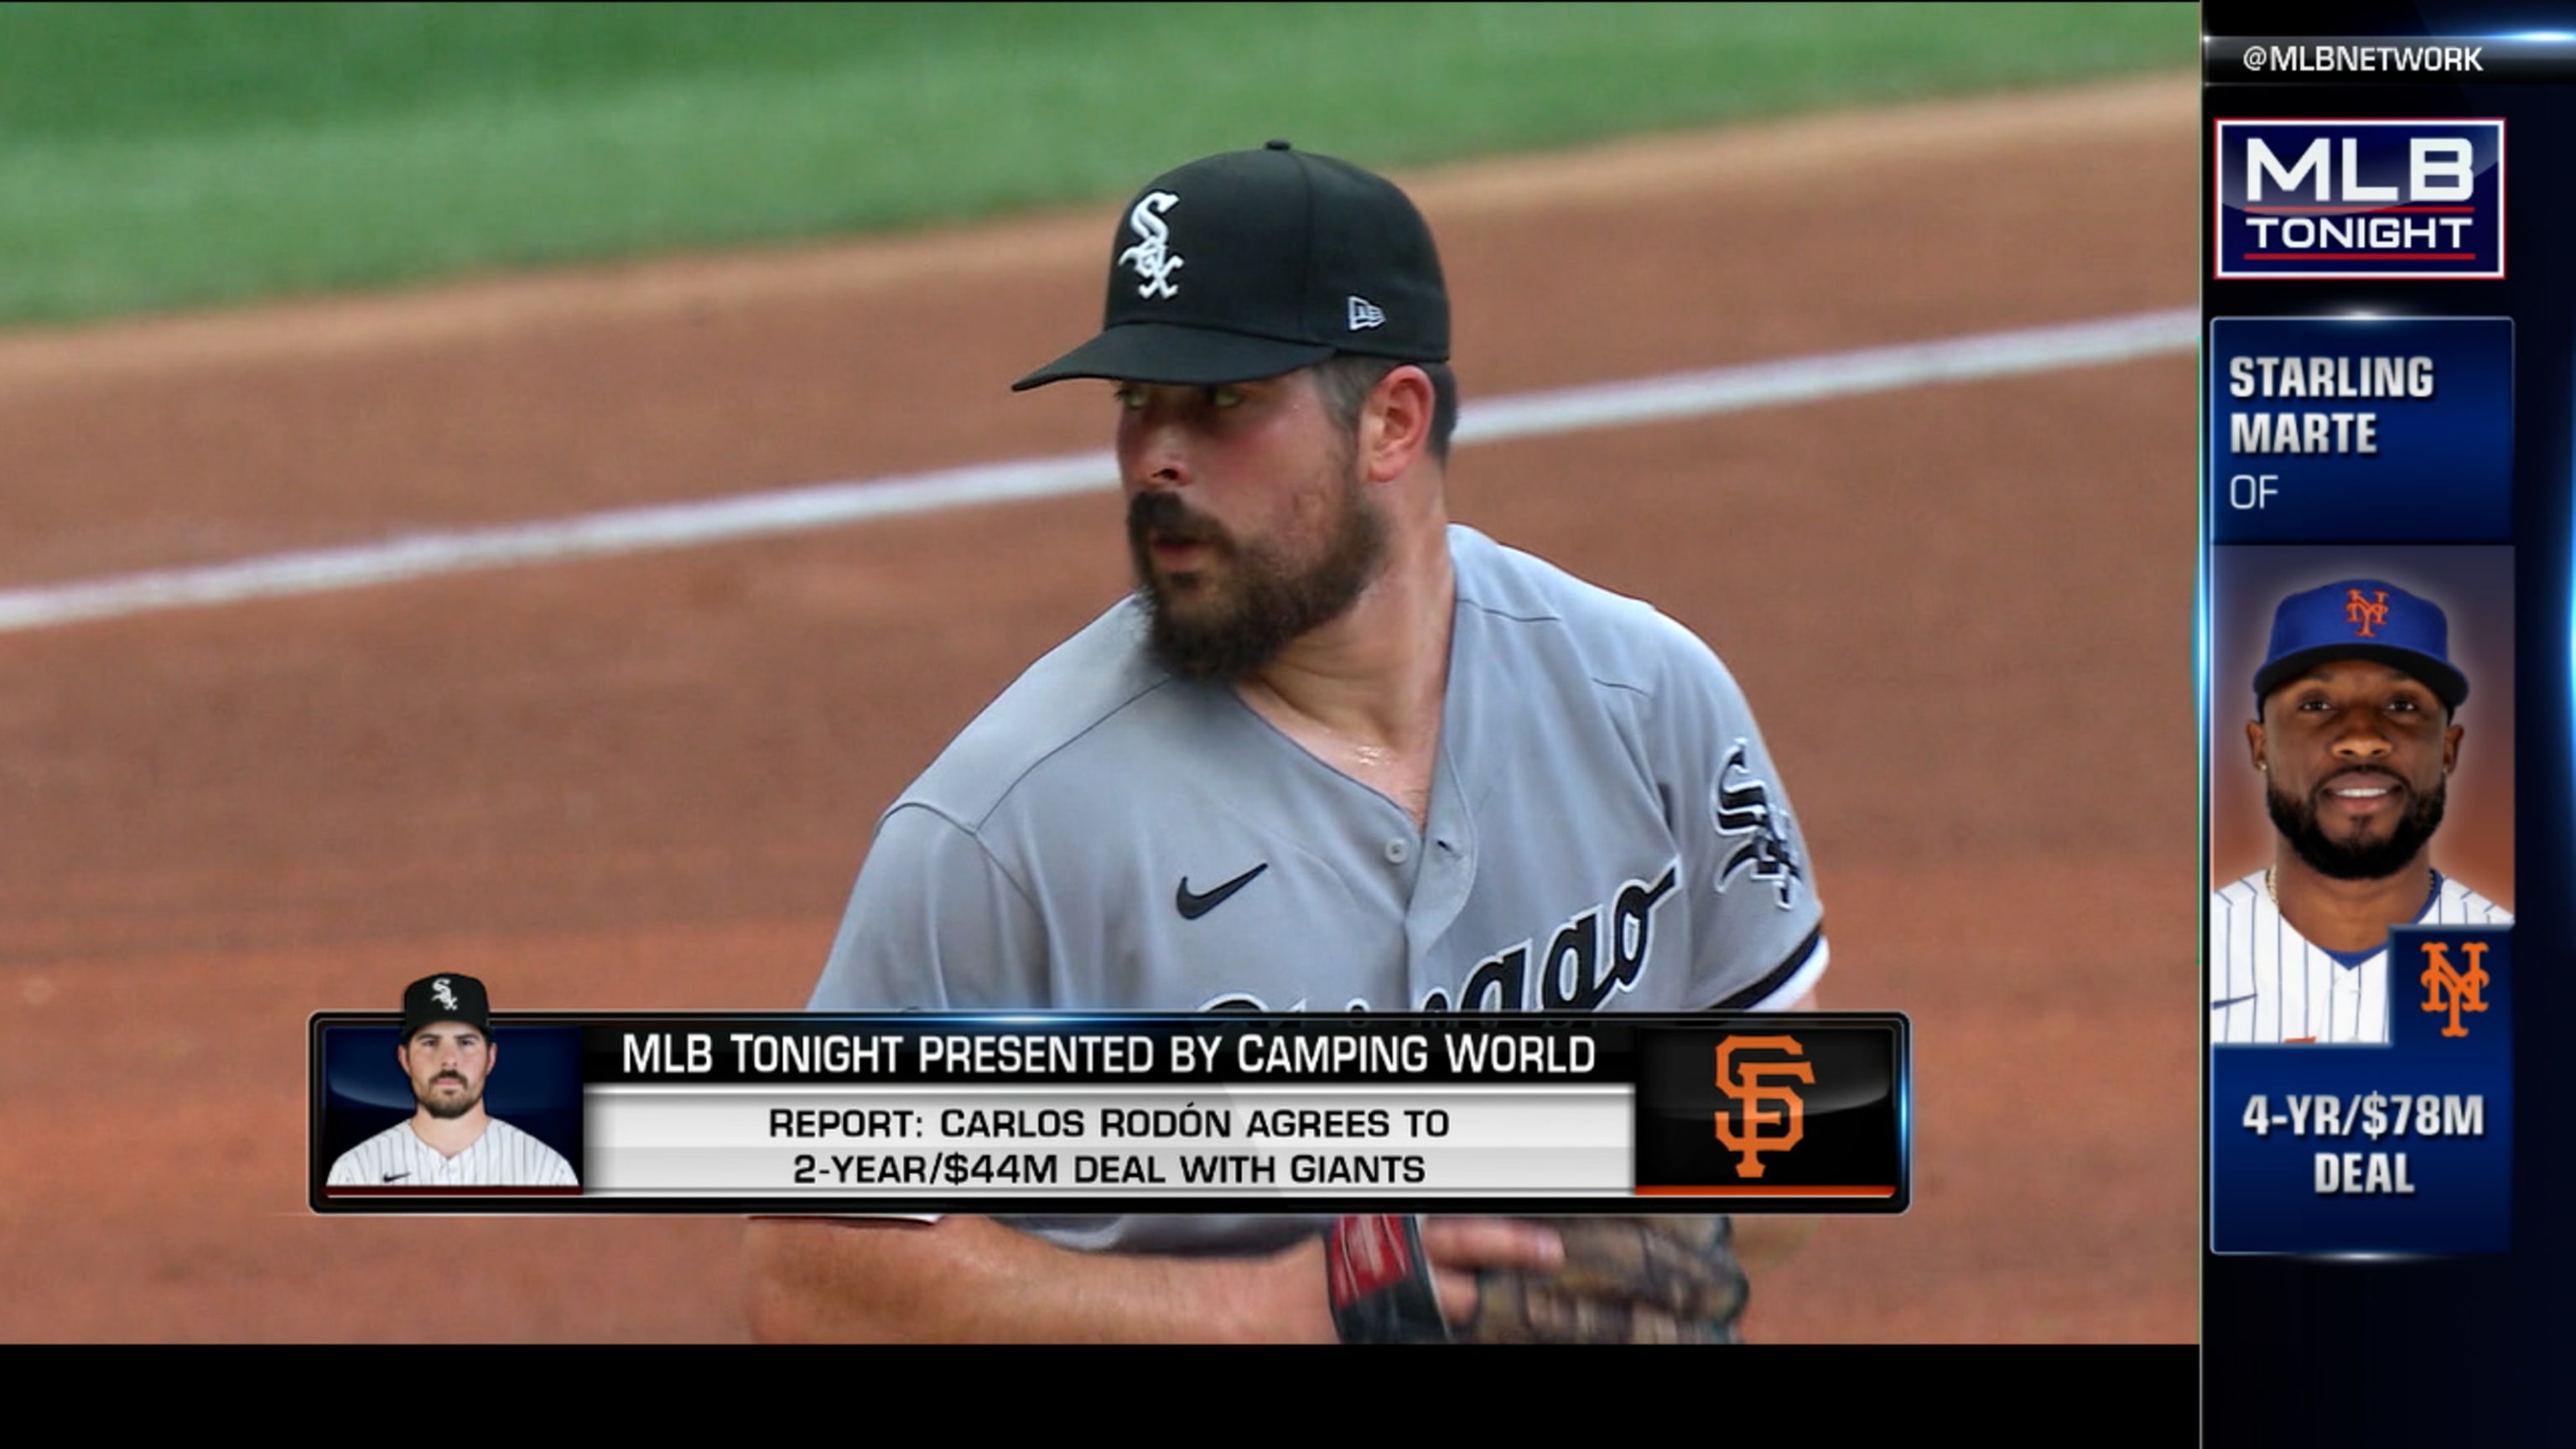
[1013, 140, 1448, 390]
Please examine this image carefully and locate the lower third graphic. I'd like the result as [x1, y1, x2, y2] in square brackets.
[1629, 1016, 1908, 1207]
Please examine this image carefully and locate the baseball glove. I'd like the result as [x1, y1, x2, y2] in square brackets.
[1325, 1213, 1747, 1343]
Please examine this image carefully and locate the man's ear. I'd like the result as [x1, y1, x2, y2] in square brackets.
[1360, 366, 1435, 482]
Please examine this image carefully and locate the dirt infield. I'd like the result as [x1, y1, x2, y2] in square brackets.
[0, 75, 2198, 1343]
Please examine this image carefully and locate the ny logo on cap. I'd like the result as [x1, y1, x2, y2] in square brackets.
[2345, 588, 2391, 637]
[1348, 295, 1385, 330]
[1118, 191, 1183, 299]
[431, 977, 460, 1011]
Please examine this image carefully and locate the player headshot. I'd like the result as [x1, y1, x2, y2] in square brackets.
[748, 143, 1821, 1342]
[2210, 578, 2511, 1046]
[325, 974, 579, 1187]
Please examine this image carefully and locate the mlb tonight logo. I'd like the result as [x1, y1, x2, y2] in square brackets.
[2215, 120, 2503, 279]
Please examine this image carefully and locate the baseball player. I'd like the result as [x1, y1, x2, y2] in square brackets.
[746, 143, 1824, 1341]
[326, 974, 579, 1187]
[2210, 579, 2510, 1046]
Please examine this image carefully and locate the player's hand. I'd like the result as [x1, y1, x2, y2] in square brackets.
[1464, 1215, 1748, 1343]
[1320, 1213, 1561, 1343]
[1420, 1215, 1564, 1324]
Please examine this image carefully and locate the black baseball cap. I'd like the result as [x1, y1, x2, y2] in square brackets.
[1012, 140, 1450, 391]
[402, 974, 493, 1036]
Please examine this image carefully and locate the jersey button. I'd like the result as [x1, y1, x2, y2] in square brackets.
[1384, 838, 1412, 865]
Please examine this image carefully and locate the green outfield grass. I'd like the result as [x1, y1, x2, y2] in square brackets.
[0, 3, 2194, 325]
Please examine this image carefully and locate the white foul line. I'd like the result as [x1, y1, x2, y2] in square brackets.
[0, 307, 2194, 636]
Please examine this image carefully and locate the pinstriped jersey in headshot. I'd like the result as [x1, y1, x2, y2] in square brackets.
[326, 1118, 578, 1187]
[2209, 870, 2509, 1045]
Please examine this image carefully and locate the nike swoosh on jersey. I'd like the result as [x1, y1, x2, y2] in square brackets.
[382, 1171, 412, 1182]
[1176, 863, 1269, 920]
[2210, 995, 2256, 1010]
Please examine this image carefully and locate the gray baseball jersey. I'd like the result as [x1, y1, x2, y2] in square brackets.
[2209, 869, 2509, 1045]
[326, 1118, 579, 1188]
[812, 523, 1826, 1254]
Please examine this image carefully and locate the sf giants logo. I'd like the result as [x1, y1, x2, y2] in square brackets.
[1714, 741, 1802, 908]
[2346, 589, 2390, 637]
[1713, 1035, 1813, 1177]
[2418, 941, 2490, 1037]
[1117, 191, 1183, 299]
[431, 977, 460, 1011]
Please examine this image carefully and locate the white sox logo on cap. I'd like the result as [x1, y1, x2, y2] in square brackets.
[431, 977, 460, 1011]
[1118, 191, 1183, 299]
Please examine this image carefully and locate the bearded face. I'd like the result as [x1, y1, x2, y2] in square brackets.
[2254, 660, 2459, 883]
[401, 1028, 492, 1120]
[1126, 444, 1387, 681]
[2267, 766, 2448, 880]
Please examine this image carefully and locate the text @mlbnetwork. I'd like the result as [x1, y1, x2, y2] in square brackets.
[2238, 45, 2486, 74]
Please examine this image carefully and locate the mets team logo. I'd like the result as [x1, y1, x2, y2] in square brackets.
[1713, 1035, 1812, 1177]
[431, 977, 460, 1011]
[1117, 191, 1183, 299]
[2345, 588, 2390, 636]
[2418, 941, 2490, 1037]
[2213, 120, 2503, 280]
[1713, 741, 1802, 908]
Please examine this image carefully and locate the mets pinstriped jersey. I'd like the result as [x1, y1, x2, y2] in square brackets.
[811, 523, 1826, 1254]
[2208, 870, 2509, 1046]
[326, 1119, 578, 1187]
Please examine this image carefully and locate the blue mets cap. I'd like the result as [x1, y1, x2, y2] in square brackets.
[2253, 578, 2468, 711]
